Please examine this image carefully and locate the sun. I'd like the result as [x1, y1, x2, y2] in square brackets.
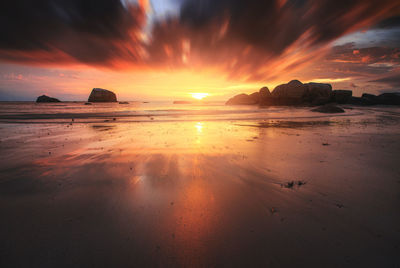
[190, 93, 209, 100]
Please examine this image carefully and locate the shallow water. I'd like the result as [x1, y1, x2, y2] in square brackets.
[0, 103, 399, 267]
[0, 101, 365, 123]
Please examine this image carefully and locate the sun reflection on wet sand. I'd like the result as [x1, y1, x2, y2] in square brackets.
[195, 122, 203, 133]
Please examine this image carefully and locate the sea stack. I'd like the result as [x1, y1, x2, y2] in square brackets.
[88, 88, 117, 102]
[36, 95, 61, 103]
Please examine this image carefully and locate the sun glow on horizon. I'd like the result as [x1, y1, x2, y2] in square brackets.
[191, 93, 209, 100]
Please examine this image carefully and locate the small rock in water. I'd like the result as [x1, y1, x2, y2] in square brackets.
[36, 95, 61, 103]
[312, 104, 345, 113]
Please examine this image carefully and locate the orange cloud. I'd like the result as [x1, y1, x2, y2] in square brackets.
[0, 0, 400, 87]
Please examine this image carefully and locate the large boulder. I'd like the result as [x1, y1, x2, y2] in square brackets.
[312, 104, 345, 113]
[348, 97, 364, 105]
[270, 80, 333, 105]
[258, 87, 274, 105]
[347, 93, 380, 106]
[226, 93, 259, 105]
[249, 92, 261, 102]
[259, 87, 271, 98]
[272, 80, 307, 98]
[88, 88, 117, 102]
[377, 93, 400, 105]
[36, 95, 61, 103]
[332, 90, 352, 104]
[270, 80, 307, 105]
[361, 93, 379, 105]
[303, 83, 332, 105]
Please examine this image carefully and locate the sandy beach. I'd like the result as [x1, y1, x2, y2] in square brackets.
[0, 103, 399, 267]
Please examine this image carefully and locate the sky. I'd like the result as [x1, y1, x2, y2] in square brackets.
[0, 0, 400, 101]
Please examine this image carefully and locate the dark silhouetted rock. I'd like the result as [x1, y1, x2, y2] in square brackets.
[272, 80, 307, 98]
[88, 88, 117, 102]
[226, 80, 400, 107]
[84, 102, 92, 105]
[348, 94, 379, 105]
[119, 101, 129, 104]
[259, 97, 277, 106]
[36, 95, 61, 103]
[249, 92, 261, 103]
[259, 87, 271, 98]
[332, 90, 352, 104]
[303, 83, 332, 104]
[311, 97, 331, 106]
[258, 87, 274, 105]
[271, 97, 304, 105]
[269, 80, 308, 105]
[361, 93, 378, 102]
[312, 104, 345, 113]
[362, 93, 378, 104]
[348, 97, 364, 105]
[270, 80, 333, 105]
[377, 93, 400, 105]
[226, 93, 259, 105]
[173, 101, 192, 104]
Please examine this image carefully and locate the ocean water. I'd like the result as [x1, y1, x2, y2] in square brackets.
[0, 101, 358, 124]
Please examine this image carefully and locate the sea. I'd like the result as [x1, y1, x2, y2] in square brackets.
[0, 101, 357, 124]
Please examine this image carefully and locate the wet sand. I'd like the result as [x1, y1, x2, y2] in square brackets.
[0, 106, 400, 267]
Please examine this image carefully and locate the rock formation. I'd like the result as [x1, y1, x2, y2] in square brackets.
[376, 93, 400, 105]
[271, 80, 306, 99]
[226, 93, 259, 105]
[332, 90, 352, 104]
[36, 95, 61, 103]
[88, 88, 117, 102]
[226, 80, 400, 107]
[227, 80, 332, 106]
[259, 87, 271, 98]
[303, 83, 332, 105]
[311, 104, 345, 113]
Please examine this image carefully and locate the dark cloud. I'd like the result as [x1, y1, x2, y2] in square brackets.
[0, 0, 400, 82]
[177, 0, 400, 51]
[374, 16, 400, 29]
[147, 0, 400, 81]
[176, 0, 391, 53]
[327, 43, 400, 65]
[0, 0, 146, 64]
[370, 74, 400, 87]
